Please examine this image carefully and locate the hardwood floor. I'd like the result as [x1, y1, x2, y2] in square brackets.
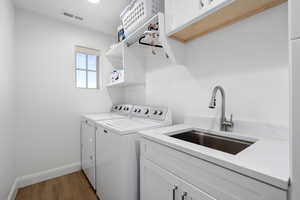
[16, 171, 98, 200]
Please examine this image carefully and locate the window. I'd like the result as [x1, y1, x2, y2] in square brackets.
[75, 46, 100, 89]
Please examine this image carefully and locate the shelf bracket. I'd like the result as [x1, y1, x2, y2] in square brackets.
[138, 35, 163, 48]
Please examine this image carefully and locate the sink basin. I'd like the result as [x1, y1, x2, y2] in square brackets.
[170, 131, 254, 155]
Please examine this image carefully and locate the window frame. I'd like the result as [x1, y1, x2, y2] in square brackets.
[75, 46, 100, 89]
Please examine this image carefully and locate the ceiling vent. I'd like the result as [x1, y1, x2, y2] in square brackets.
[62, 12, 84, 21]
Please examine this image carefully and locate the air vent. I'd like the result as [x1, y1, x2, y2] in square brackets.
[62, 12, 84, 21]
[74, 16, 84, 21]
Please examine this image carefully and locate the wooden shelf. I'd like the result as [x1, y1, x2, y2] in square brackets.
[170, 0, 287, 43]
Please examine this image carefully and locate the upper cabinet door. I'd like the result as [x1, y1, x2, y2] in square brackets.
[165, 0, 233, 36]
[291, 0, 300, 39]
[165, 0, 201, 34]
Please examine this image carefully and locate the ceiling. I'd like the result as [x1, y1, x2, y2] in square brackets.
[13, 0, 129, 35]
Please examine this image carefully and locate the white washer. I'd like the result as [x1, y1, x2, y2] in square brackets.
[95, 105, 172, 200]
[81, 104, 133, 190]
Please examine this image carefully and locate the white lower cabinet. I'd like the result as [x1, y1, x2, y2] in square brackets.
[141, 157, 215, 200]
[140, 139, 287, 200]
[141, 157, 176, 200]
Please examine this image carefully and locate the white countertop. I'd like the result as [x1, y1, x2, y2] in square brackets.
[139, 124, 290, 190]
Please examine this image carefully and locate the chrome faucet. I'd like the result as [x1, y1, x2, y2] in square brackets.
[209, 86, 234, 131]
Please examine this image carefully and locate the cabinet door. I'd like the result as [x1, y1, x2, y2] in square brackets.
[141, 157, 216, 200]
[81, 121, 96, 189]
[96, 127, 121, 200]
[165, 0, 233, 35]
[291, 40, 300, 200]
[141, 157, 180, 200]
[165, 0, 200, 34]
[291, 0, 300, 39]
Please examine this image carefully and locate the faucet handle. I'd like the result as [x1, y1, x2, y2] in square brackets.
[223, 114, 234, 129]
[229, 114, 234, 127]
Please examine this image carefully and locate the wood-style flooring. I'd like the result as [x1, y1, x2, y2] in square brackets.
[16, 171, 98, 200]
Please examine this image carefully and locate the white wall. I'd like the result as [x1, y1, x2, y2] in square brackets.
[0, 0, 16, 199]
[15, 8, 123, 177]
[125, 4, 289, 128]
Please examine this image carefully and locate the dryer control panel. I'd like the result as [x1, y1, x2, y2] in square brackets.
[111, 104, 133, 115]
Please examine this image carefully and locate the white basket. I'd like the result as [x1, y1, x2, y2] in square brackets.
[120, 0, 162, 36]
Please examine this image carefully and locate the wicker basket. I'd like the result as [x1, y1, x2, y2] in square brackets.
[120, 0, 162, 36]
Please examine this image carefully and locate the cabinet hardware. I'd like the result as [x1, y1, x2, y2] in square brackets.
[181, 192, 188, 200]
[172, 186, 178, 200]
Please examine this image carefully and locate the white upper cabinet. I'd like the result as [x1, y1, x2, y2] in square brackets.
[165, 0, 287, 43]
[291, 0, 300, 39]
[165, 0, 200, 34]
[165, 0, 233, 36]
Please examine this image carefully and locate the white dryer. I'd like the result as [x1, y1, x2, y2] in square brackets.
[81, 104, 133, 190]
[95, 105, 172, 200]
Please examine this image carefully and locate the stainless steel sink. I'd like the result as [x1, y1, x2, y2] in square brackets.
[170, 130, 254, 155]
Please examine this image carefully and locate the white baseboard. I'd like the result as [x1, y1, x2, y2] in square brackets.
[7, 179, 19, 200]
[17, 162, 81, 188]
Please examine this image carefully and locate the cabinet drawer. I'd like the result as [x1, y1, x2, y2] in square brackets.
[140, 139, 287, 200]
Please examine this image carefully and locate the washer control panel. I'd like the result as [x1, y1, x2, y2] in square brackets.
[132, 105, 167, 121]
[112, 104, 133, 115]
